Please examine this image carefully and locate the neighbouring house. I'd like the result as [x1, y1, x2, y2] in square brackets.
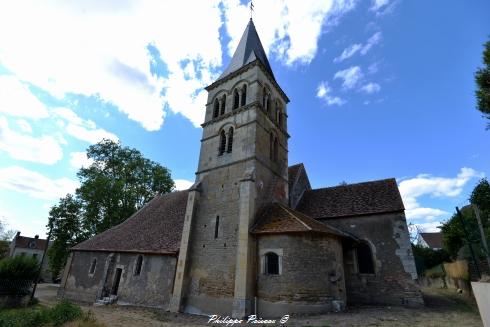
[58, 18, 423, 317]
[9, 232, 51, 281]
[418, 232, 443, 250]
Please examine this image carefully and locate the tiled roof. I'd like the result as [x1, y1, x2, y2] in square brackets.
[72, 190, 189, 254]
[296, 178, 404, 219]
[218, 19, 275, 81]
[420, 232, 443, 249]
[251, 202, 355, 239]
[288, 163, 303, 191]
[14, 236, 48, 251]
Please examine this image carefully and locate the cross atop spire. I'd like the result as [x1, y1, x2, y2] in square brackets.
[250, 1, 254, 19]
[218, 18, 275, 81]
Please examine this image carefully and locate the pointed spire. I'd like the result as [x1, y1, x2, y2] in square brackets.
[219, 19, 275, 81]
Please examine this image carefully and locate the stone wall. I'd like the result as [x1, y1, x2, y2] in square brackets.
[257, 233, 345, 316]
[325, 212, 423, 306]
[61, 251, 177, 308]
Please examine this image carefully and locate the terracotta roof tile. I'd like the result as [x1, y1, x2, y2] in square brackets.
[288, 163, 303, 191]
[296, 178, 404, 219]
[72, 190, 189, 254]
[251, 202, 354, 239]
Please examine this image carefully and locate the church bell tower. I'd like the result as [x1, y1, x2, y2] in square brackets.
[170, 18, 289, 317]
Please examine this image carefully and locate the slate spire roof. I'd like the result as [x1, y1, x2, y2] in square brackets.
[219, 18, 275, 81]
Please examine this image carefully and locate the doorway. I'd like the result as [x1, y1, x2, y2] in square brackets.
[111, 268, 123, 295]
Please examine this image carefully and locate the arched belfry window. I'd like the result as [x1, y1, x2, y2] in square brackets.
[267, 94, 271, 116]
[357, 241, 375, 274]
[241, 85, 247, 107]
[218, 130, 226, 155]
[233, 89, 240, 110]
[264, 252, 279, 275]
[227, 127, 234, 153]
[213, 99, 219, 118]
[278, 109, 283, 129]
[89, 258, 97, 275]
[134, 255, 143, 276]
[220, 94, 226, 115]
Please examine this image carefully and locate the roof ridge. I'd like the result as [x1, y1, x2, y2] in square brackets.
[309, 178, 397, 192]
[278, 203, 312, 231]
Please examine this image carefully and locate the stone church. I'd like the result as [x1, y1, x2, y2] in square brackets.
[58, 19, 423, 317]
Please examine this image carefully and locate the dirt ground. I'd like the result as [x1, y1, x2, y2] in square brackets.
[35, 284, 483, 327]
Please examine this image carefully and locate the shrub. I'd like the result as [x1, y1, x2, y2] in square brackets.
[49, 300, 84, 326]
[0, 256, 39, 280]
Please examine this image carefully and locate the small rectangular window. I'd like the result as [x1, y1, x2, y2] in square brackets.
[214, 216, 220, 239]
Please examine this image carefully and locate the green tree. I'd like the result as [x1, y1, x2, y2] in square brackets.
[0, 220, 15, 260]
[47, 194, 84, 278]
[475, 39, 490, 126]
[47, 139, 175, 277]
[412, 243, 450, 275]
[440, 179, 490, 259]
[76, 139, 174, 234]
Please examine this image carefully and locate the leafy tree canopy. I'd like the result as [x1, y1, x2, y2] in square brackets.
[440, 179, 490, 260]
[475, 39, 490, 126]
[47, 139, 175, 278]
[0, 220, 15, 260]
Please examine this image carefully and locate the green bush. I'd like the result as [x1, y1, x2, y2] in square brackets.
[0, 256, 39, 280]
[0, 300, 84, 327]
[49, 300, 83, 326]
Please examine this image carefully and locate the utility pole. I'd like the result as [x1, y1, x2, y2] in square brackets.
[456, 207, 481, 279]
[472, 204, 490, 273]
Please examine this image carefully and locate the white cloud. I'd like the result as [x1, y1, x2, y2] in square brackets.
[16, 119, 32, 133]
[0, 75, 49, 119]
[371, 0, 390, 11]
[69, 152, 94, 169]
[0, 166, 79, 200]
[360, 82, 381, 94]
[334, 32, 382, 63]
[360, 32, 382, 55]
[0, 1, 224, 130]
[174, 179, 194, 191]
[398, 167, 484, 220]
[334, 66, 363, 89]
[334, 43, 362, 63]
[52, 107, 118, 144]
[316, 81, 346, 106]
[223, 0, 358, 65]
[0, 117, 63, 165]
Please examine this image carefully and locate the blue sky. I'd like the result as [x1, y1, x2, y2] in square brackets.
[0, 0, 489, 238]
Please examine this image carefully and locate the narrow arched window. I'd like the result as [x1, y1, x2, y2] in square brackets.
[213, 99, 219, 118]
[269, 132, 274, 160]
[265, 252, 279, 275]
[227, 127, 234, 153]
[214, 215, 220, 239]
[267, 95, 271, 116]
[89, 258, 97, 275]
[262, 87, 267, 108]
[273, 137, 278, 162]
[233, 89, 239, 110]
[220, 94, 226, 115]
[241, 85, 247, 107]
[134, 255, 143, 276]
[278, 109, 283, 128]
[218, 130, 226, 155]
[357, 241, 375, 274]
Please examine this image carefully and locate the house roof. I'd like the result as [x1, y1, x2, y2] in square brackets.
[420, 232, 443, 249]
[251, 202, 355, 239]
[218, 19, 275, 81]
[72, 190, 189, 255]
[13, 236, 48, 251]
[296, 178, 404, 219]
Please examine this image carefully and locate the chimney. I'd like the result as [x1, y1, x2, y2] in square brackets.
[35, 235, 39, 239]
[16, 231, 20, 238]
